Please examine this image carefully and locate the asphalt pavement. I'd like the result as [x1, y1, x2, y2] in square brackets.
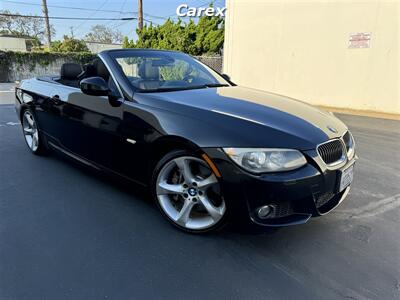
[0, 84, 399, 299]
[0, 83, 16, 105]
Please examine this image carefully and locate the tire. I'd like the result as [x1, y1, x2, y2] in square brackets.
[152, 150, 227, 233]
[21, 109, 49, 155]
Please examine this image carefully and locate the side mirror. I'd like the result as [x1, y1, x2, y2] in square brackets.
[221, 74, 231, 82]
[80, 77, 109, 96]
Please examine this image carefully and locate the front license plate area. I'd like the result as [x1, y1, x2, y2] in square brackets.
[338, 164, 354, 192]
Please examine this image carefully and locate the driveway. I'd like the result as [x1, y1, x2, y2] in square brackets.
[0, 95, 399, 299]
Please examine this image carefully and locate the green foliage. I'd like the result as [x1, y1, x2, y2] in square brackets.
[159, 60, 189, 80]
[122, 36, 130, 49]
[123, 13, 224, 56]
[51, 36, 89, 53]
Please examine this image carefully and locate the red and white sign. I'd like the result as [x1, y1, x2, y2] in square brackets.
[348, 32, 371, 49]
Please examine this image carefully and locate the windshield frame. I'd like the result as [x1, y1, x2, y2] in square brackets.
[108, 49, 232, 93]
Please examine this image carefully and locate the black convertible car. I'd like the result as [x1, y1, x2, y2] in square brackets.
[15, 49, 356, 233]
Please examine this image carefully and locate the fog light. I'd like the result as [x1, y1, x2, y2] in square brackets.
[257, 205, 273, 219]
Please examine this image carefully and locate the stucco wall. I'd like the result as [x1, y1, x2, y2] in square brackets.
[224, 0, 400, 114]
[6, 58, 72, 82]
[86, 42, 122, 54]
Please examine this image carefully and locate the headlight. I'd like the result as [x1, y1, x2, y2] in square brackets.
[16, 89, 33, 103]
[16, 89, 23, 101]
[343, 131, 355, 159]
[223, 148, 307, 173]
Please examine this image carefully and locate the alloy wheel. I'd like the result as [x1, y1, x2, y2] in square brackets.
[156, 156, 226, 231]
[22, 111, 39, 152]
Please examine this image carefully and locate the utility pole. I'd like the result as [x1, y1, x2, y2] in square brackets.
[41, 0, 51, 48]
[138, 0, 143, 32]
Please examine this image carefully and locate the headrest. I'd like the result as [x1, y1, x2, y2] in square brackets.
[84, 63, 97, 77]
[77, 63, 96, 80]
[60, 63, 82, 80]
[139, 60, 159, 80]
[93, 59, 110, 81]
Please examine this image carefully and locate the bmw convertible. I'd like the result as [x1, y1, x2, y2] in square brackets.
[15, 49, 356, 233]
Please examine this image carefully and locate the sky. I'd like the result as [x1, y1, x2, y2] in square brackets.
[0, 0, 225, 42]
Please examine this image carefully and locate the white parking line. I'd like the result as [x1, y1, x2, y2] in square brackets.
[0, 122, 19, 127]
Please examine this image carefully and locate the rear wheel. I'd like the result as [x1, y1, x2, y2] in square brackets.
[152, 150, 227, 233]
[21, 110, 48, 155]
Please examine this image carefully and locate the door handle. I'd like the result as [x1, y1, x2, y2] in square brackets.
[50, 95, 62, 105]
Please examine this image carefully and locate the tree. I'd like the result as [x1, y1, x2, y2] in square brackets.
[51, 36, 89, 53]
[122, 36, 130, 49]
[84, 25, 123, 44]
[123, 11, 224, 56]
[0, 10, 55, 44]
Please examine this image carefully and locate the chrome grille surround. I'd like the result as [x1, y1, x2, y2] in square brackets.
[342, 131, 351, 151]
[317, 137, 347, 169]
[342, 131, 355, 159]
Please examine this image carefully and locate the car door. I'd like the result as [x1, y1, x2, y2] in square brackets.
[26, 81, 61, 140]
[51, 83, 127, 170]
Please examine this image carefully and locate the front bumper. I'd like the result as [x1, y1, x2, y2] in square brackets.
[203, 148, 356, 227]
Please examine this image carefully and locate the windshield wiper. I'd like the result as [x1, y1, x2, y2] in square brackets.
[139, 83, 230, 93]
[202, 83, 230, 88]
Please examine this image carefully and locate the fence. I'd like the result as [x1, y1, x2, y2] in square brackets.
[0, 51, 223, 82]
[195, 56, 223, 73]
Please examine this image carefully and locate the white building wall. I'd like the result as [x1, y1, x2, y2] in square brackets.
[224, 0, 400, 114]
[0, 37, 27, 52]
[86, 42, 122, 54]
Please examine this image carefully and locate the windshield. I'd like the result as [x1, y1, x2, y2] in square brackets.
[110, 50, 230, 92]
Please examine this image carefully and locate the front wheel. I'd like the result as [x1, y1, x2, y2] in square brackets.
[152, 150, 227, 233]
[21, 109, 48, 155]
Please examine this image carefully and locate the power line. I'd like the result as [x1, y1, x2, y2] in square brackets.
[0, 13, 137, 21]
[73, 0, 110, 35]
[2, 0, 129, 14]
[104, 0, 129, 32]
[1, 0, 167, 20]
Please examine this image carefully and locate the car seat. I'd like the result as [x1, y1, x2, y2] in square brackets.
[59, 63, 83, 88]
[138, 60, 160, 90]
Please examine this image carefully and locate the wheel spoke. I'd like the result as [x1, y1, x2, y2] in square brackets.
[25, 135, 32, 147]
[197, 174, 218, 189]
[25, 114, 34, 126]
[174, 157, 196, 183]
[32, 134, 38, 148]
[199, 195, 224, 221]
[156, 155, 226, 230]
[24, 127, 34, 135]
[175, 200, 195, 226]
[157, 181, 185, 195]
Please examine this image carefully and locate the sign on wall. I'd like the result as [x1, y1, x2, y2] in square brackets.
[348, 32, 371, 49]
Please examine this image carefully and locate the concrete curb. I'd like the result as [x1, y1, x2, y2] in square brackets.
[318, 106, 400, 121]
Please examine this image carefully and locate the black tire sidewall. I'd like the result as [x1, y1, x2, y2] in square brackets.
[151, 150, 227, 234]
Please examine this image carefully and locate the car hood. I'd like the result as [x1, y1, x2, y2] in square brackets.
[135, 86, 348, 150]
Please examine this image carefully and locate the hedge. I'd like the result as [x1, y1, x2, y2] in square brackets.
[0, 51, 96, 80]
